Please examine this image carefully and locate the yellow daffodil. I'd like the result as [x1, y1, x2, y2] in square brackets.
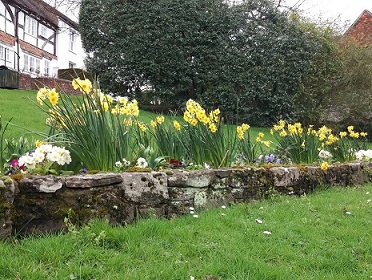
[123, 118, 133, 126]
[150, 120, 157, 128]
[118, 96, 128, 105]
[242, 123, 250, 131]
[156, 116, 165, 124]
[36, 87, 49, 105]
[339, 131, 347, 138]
[321, 162, 329, 171]
[279, 130, 287, 137]
[325, 134, 338, 145]
[48, 89, 59, 106]
[101, 101, 109, 112]
[35, 140, 45, 148]
[262, 140, 271, 147]
[72, 78, 81, 90]
[349, 131, 359, 138]
[138, 122, 147, 132]
[173, 120, 181, 131]
[190, 119, 198, 126]
[209, 123, 217, 133]
[80, 79, 92, 93]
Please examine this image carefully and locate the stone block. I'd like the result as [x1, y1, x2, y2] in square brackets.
[121, 172, 168, 205]
[64, 173, 123, 188]
[269, 167, 301, 187]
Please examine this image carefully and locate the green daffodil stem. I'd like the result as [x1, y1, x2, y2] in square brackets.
[218, 150, 229, 168]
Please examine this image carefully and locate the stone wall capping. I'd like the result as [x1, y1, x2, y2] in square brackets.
[0, 162, 371, 238]
[64, 173, 123, 188]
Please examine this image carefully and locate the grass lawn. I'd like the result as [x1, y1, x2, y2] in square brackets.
[0, 183, 371, 279]
[0, 88, 270, 142]
[0, 89, 49, 140]
[0, 89, 162, 140]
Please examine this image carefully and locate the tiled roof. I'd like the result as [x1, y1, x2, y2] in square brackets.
[20, 40, 57, 60]
[4, 0, 78, 30]
[344, 10, 372, 35]
[0, 30, 16, 45]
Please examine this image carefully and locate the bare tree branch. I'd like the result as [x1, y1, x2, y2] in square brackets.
[43, 0, 80, 12]
[43, 0, 81, 20]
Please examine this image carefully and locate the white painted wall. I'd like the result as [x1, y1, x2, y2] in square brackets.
[42, 0, 86, 71]
[55, 20, 85, 70]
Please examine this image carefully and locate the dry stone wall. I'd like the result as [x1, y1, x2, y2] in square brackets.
[0, 162, 371, 238]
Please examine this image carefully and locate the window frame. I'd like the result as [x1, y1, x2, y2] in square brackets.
[26, 16, 37, 37]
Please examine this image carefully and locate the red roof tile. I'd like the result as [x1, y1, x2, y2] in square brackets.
[344, 10, 372, 45]
[20, 40, 57, 60]
[0, 30, 16, 45]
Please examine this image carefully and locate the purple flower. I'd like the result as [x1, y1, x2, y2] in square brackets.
[264, 154, 275, 163]
[80, 167, 88, 174]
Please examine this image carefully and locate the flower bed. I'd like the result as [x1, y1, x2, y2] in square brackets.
[1, 78, 372, 178]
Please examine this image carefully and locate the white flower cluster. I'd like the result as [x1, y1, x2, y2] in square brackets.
[19, 144, 72, 170]
[115, 158, 131, 168]
[318, 149, 332, 159]
[355, 150, 372, 161]
[319, 149, 372, 162]
[136, 157, 148, 168]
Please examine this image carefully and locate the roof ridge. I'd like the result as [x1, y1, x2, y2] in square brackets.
[344, 9, 372, 35]
[5, 0, 78, 30]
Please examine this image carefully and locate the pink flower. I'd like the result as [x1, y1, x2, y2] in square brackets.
[10, 158, 24, 170]
[10, 158, 19, 167]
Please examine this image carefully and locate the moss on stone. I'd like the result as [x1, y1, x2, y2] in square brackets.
[126, 167, 152, 173]
[86, 170, 101, 174]
[0, 202, 12, 214]
[2, 176, 14, 186]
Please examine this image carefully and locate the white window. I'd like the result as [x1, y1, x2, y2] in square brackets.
[23, 54, 41, 73]
[26, 16, 37, 36]
[0, 46, 4, 60]
[40, 25, 47, 37]
[0, 4, 5, 16]
[29, 56, 35, 71]
[5, 48, 9, 61]
[0, 46, 10, 62]
[69, 30, 75, 52]
[36, 59, 40, 73]
[69, 61, 76, 69]
[23, 54, 29, 71]
[44, 60, 50, 76]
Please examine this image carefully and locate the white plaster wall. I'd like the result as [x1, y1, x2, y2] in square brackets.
[55, 20, 85, 71]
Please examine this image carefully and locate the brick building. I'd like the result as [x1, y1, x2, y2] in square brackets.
[344, 9, 372, 45]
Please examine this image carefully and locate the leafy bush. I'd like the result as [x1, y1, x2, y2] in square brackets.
[321, 40, 372, 141]
[80, 0, 337, 126]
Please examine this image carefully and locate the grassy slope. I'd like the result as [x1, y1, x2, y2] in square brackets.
[0, 184, 371, 279]
[0, 89, 159, 140]
[0, 89, 49, 140]
[0, 88, 271, 143]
